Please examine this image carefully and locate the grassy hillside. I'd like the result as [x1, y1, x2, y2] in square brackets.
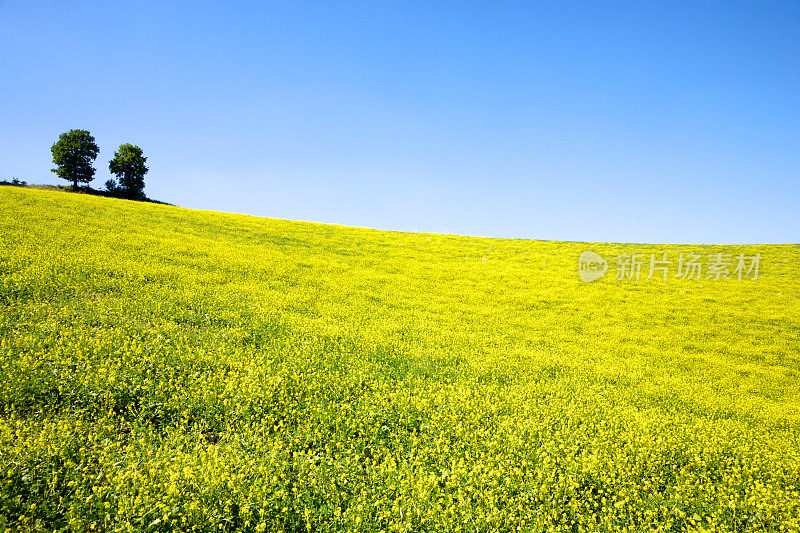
[1, 186, 799, 532]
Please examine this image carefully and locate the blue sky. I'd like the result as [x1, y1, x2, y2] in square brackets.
[1, 1, 798, 243]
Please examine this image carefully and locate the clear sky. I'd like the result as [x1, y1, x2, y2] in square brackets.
[1, 1, 798, 243]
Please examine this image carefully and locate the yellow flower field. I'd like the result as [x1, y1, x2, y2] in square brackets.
[1, 186, 798, 532]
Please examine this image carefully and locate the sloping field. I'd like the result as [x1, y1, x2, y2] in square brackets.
[1, 186, 799, 532]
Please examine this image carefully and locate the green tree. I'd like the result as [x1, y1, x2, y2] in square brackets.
[50, 129, 100, 189]
[109, 144, 148, 199]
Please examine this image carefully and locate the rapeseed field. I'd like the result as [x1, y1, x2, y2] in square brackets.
[1, 186, 798, 532]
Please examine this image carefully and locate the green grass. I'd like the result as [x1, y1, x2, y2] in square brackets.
[1, 186, 799, 532]
[0, 182, 172, 205]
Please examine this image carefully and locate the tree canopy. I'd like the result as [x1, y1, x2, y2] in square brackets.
[50, 130, 100, 189]
[109, 144, 148, 199]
